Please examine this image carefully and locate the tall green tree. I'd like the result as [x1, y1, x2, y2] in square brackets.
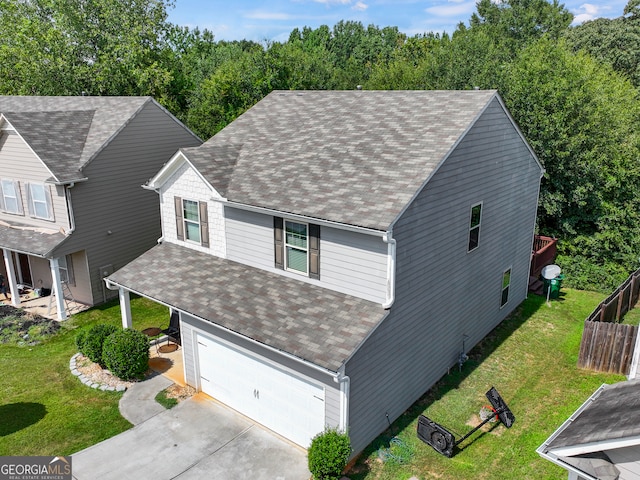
[501, 38, 640, 289]
[0, 0, 174, 96]
[564, 0, 640, 86]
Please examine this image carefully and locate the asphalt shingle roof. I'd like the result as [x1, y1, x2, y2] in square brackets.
[0, 220, 67, 257]
[0, 96, 151, 182]
[546, 379, 640, 450]
[181, 89, 498, 231]
[108, 242, 385, 371]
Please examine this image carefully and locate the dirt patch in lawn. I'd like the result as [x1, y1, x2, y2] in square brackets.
[0, 305, 60, 346]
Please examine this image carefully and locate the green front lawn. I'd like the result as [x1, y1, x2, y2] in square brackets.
[348, 289, 625, 479]
[0, 296, 169, 456]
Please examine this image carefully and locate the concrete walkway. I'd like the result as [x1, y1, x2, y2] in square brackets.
[72, 354, 310, 480]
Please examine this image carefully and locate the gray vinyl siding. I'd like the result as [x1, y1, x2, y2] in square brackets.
[180, 312, 341, 430]
[58, 102, 201, 305]
[225, 207, 388, 303]
[345, 98, 542, 455]
[0, 131, 69, 231]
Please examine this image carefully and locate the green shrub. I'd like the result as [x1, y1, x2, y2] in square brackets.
[308, 428, 351, 480]
[102, 328, 149, 380]
[82, 324, 118, 366]
[75, 329, 88, 354]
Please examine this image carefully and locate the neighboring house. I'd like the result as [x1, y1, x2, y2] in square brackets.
[537, 379, 640, 480]
[107, 90, 544, 453]
[0, 96, 201, 319]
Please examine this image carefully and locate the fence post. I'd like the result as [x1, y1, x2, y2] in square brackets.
[628, 327, 640, 379]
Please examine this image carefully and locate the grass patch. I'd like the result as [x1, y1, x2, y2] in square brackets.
[348, 289, 625, 480]
[0, 296, 169, 456]
[155, 389, 179, 410]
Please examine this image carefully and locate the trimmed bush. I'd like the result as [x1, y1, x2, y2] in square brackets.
[75, 329, 88, 354]
[82, 324, 118, 366]
[308, 428, 351, 480]
[102, 328, 150, 381]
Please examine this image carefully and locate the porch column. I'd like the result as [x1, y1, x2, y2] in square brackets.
[49, 257, 67, 321]
[119, 288, 132, 328]
[3, 248, 20, 307]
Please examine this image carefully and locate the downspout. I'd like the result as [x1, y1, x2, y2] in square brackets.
[64, 183, 76, 235]
[144, 183, 164, 244]
[382, 230, 396, 309]
[334, 367, 350, 433]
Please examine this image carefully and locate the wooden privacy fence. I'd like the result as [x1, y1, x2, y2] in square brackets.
[577, 267, 640, 375]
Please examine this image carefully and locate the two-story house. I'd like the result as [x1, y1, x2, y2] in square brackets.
[107, 90, 544, 455]
[0, 96, 201, 319]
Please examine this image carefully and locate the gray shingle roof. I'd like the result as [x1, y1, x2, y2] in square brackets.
[108, 242, 385, 371]
[0, 220, 67, 257]
[181, 90, 498, 231]
[546, 379, 640, 450]
[0, 96, 151, 182]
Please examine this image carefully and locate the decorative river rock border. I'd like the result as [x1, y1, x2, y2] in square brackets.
[69, 353, 128, 392]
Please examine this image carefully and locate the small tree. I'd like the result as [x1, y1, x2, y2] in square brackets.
[81, 324, 118, 366]
[102, 328, 150, 380]
[308, 428, 351, 480]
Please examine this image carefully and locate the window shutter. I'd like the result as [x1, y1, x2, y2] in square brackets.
[0, 181, 5, 212]
[25, 183, 34, 217]
[309, 223, 320, 280]
[274, 217, 284, 270]
[13, 181, 23, 215]
[174, 196, 184, 241]
[44, 185, 54, 220]
[199, 201, 209, 248]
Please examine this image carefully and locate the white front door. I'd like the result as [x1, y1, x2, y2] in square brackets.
[196, 333, 326, 447]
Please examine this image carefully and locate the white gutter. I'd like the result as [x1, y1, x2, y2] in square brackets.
[334, 366, 350, 432]
[63, 182, 76, 235]
[382, 230, 396, 309]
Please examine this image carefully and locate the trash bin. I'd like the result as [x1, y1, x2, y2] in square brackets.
[543, 274, 564, 299]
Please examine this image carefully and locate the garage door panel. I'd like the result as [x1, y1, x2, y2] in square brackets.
[196, 333, 326, 447]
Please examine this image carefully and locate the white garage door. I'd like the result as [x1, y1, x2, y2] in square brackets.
[196, 333, 326, 447]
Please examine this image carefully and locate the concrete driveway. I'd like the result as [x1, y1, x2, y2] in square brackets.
[71, 393, 310, 480]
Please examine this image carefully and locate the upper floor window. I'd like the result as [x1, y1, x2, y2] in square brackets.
[26, 183, 54, 220]
[501, 267, 511, 307]
[0, 179, 23, 215]
[285, 221, 308, 274]
[468, 202, 482, 252]
[274, 217, 320, 279]
[174, 196, 209, 247]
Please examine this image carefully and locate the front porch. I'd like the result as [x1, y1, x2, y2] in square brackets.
[0, 288, 89, 320]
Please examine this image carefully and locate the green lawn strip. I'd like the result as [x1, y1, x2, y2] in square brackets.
[349, 289, 625, 480]
[155, 389, 179, 409]
[0, 296, 169, 456]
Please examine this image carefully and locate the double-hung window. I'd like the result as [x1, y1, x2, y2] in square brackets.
[285, 221, 308, 274]
[274, 217, 320, 279]
[26, 183, 54, 220]
[501, 268, 511, 307]
[174, 197, 209, 247]
[468, 202, 482, 252]
[0, 179, 23, 215]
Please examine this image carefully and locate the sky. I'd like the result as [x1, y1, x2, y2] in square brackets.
[166, 0, 630, 43]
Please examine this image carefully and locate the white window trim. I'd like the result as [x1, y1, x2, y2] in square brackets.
[468, 202, 483, 252]
[183, 199, 201, 244]
[26, 183, 54, 221]
[500, 266, 512, 308]
[0, 179, 23, 215]
[58, 254, 75, 287]
[284, 219, 309, 275]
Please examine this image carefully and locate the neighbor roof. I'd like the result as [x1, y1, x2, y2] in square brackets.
[0, 96, 152, 183]
[107, 242, 385, 372]
[179, 89, 499, 231]
[544, 379, 640, 453]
